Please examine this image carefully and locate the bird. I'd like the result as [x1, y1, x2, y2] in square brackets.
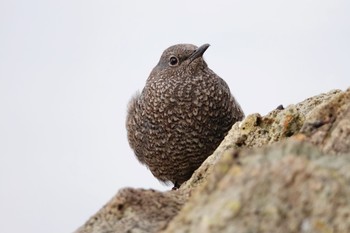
[126, 43, 244, 189]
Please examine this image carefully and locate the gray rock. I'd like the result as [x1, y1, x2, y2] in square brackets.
[164, 140, 350, 233]
[74, 188, 187, 233]
[74, 87, 350, 233]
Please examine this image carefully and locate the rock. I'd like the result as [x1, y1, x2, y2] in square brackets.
[74, 188, 187, 233]
[300, 88, 350, 154]
[74, 88, 350, 233]
[164, 140, 350, 233]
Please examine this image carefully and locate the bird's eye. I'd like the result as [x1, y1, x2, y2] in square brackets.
[169, 56, 179, 66]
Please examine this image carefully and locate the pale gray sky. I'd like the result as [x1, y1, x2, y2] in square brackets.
[0, 0, 349, 232]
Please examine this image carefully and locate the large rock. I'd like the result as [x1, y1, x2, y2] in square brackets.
[74, 88, 350, 233]
[164, 140, 350, 233]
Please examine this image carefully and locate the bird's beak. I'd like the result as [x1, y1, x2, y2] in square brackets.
[188, 43, 210, 64]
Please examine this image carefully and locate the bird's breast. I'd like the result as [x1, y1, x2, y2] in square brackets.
[141, 74, 224, 127]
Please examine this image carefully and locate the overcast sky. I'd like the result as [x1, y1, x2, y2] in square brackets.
[0, 0, 349, 232]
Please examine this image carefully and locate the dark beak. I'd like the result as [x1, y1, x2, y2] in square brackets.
[188, 43, 210, 64]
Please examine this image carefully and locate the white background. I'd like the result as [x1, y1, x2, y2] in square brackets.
[0, 0, 349, 232]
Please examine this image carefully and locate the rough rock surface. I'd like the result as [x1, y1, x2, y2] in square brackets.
[165, 140, 350, 233]
[74, 188, 187, 233]
[74, 88, 350, 233]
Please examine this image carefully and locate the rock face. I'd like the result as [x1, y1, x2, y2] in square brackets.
[74, 189, 187, 233]
[74, 88, 350, 233]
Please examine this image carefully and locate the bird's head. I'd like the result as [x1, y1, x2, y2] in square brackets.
[148, 43, 210, 81]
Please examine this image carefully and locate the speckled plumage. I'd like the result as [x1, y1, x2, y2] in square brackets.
[126, 44, 244, 187]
